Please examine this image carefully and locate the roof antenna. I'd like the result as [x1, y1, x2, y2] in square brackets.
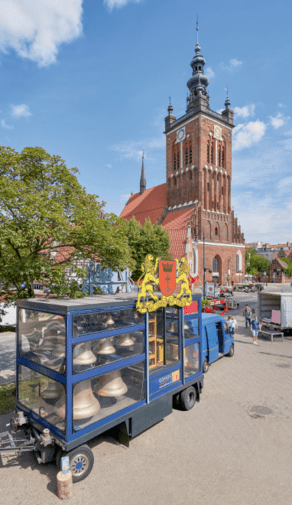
[225, 86, 229, 98]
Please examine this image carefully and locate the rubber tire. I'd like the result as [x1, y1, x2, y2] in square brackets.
[227, 344, 234, 357]
[56, 444, 94, 483]
[173, 392, 181, 409]
[203, 358, 209, 373]
[180, 386, 196, 411]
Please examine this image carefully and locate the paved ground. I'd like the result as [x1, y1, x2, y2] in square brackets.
[0, 288, 291, 504]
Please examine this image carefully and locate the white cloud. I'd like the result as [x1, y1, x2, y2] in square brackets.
[269, 112, 290, 129]
[104, 0, 142, 10]
[112, 136, 165, 161]
[11, 104, 31, 117]
[205, 67, 215, 79]
[106, 163, 112, 169]
[278, 103, 285, 108]
[0, 0, 83, 67]
[1, 119, 13, 129]
[233, 120, 266, 151]
[234, 104, 255, 118]
[230, 58, 242, 68]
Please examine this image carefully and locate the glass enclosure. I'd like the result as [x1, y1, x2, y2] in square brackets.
[73, 308, 144, 337]
[183, 317, 199, 340]
[72, 330, 144, 374]
[149, 307, 180, 371]
[18, 364, 66, 433]
[18, 309, 66, 375]
[72, 361, 145, 432]
[184, 343, 200, 378]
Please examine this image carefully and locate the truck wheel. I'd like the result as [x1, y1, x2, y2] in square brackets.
[203, 358, 209, 373]
[180, 386, 196, 411]
[227, 344, 234, 357]
[56, 444, 94, 483]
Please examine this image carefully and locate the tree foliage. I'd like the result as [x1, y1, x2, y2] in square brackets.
[125, 216, 172, 280]
[245, 248, 270, 275]
[279, 257, 292, 277]
[0, 146, 134, 300]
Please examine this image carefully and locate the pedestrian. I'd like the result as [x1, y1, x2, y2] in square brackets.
[228, 315, 238, 335]
[251, 316, 261, 345]
[243, 304, 251, 328]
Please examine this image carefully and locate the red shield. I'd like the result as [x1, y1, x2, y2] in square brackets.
[159, 260, 176, 297]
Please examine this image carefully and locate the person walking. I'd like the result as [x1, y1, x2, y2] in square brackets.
[251, 316, 261, 345]
[243, 304, 251, 328]
[228, 316, 238, 335]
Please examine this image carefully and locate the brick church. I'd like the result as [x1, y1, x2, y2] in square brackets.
[120, 27, 245, 287]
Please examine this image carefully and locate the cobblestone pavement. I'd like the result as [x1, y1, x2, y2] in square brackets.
[0, 298, 291, 504]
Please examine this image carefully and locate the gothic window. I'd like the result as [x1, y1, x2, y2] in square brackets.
[217, 175, 220, 181]
[207, 143, 210, 163]
[211, 143, 214, 164]
[215, 227, 218, 236]
[217, 203, 219, 210]
[174, 176, 177, 186]
[190, 171, 192, 180]
[177, 152, 180, 168]
[185, 148, 188, 166]
[222, 146, 225, 168]
[207, 182, 210, 191]
[174, 155, 176, 171]
[236, 251, 242, 272]
[189, 147, 192, 164]
[218, 146, 221, 167]
[213, 257, 219, 272]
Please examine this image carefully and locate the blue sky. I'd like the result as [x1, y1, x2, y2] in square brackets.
[0, 0, 291, 244]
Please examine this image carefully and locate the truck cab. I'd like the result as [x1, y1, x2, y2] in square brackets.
[200, 313, 234, 373]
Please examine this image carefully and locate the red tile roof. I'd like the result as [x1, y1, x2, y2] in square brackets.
[161, 207, 193, 259]
[120, 184, 167, 225]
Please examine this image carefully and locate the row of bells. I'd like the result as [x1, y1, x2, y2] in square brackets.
[73, 311, 142, 335]
[41, 369, 128, 420]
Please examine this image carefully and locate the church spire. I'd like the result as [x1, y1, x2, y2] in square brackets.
[186, 22, 209, 112]
[140, 152, 146, 195]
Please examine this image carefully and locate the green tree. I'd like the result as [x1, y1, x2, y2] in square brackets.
[125, 216, 172, 280]
[245, 248, 270, 275]
[0, 146, 134, 300]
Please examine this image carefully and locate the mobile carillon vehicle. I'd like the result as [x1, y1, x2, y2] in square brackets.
[0, 257, 204, 483]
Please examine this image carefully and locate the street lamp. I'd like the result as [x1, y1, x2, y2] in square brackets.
[194, 226, 209, 299]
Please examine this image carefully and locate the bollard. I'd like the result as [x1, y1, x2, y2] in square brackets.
[57, 470, 73, 500]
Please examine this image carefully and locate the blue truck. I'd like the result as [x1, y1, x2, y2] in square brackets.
[185, 312, 234, 374]
[0, 293, 204, 482]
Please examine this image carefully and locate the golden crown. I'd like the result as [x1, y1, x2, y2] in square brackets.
[162, 262, 173, 272]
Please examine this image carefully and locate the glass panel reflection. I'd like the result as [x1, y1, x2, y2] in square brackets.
[149, 310, 164, 370]
[73, 309, 144, 337]
[184, 343, 200, 378]
[72, 361, 145, 432]
[166, 307, 179, 365]
[72, 331, 144, 374]
[18, 309, 66, 375]
[183, 317, 199, 340]
[18, 364, 66, 433]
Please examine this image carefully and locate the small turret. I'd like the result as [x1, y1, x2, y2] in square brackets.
[164, 97, 176, 132]
[222, 87, 234, 124]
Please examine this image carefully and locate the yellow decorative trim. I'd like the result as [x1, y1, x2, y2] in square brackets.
[136, 255, 192, 314]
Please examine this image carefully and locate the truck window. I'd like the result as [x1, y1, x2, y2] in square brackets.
[224, 322, 230, 334]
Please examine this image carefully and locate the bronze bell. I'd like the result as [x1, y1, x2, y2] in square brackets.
[37, 336, 56, 353]
[73, 341, 97, 366]
[94, 338, 115, 355]
[116, 333, 134, 347]
[105, 315, 115, 326]
[52, 339, 65, 359]
[184, 321, 189, 330]
[56, 379, 100, 420]
[41, 380, 63, 400]
[95, 369, 128, 398]
[168, 320, 178, 333]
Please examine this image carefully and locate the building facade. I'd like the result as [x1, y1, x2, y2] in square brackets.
[121, 28, 245, 287]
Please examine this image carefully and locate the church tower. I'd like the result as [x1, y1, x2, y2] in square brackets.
[164, 24, 234, 227]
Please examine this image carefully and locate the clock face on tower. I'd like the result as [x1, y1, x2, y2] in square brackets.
[176, 127, 186, 143]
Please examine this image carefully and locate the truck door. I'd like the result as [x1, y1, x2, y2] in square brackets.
[205, 323, 219, 364]
[216, 322, 224, 353]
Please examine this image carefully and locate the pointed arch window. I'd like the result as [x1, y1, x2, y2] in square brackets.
[218, 145, 221, 167]
[185, 148, 188, 166]
[211, 143, 214, 164]
[207, 143, 210, 164]
[213, 257, 219, 273]
[177, 152, 180, 169]
[222, 146, 225, 168]
[189, 146, 192, 164]
[174, 154, 176, 171]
